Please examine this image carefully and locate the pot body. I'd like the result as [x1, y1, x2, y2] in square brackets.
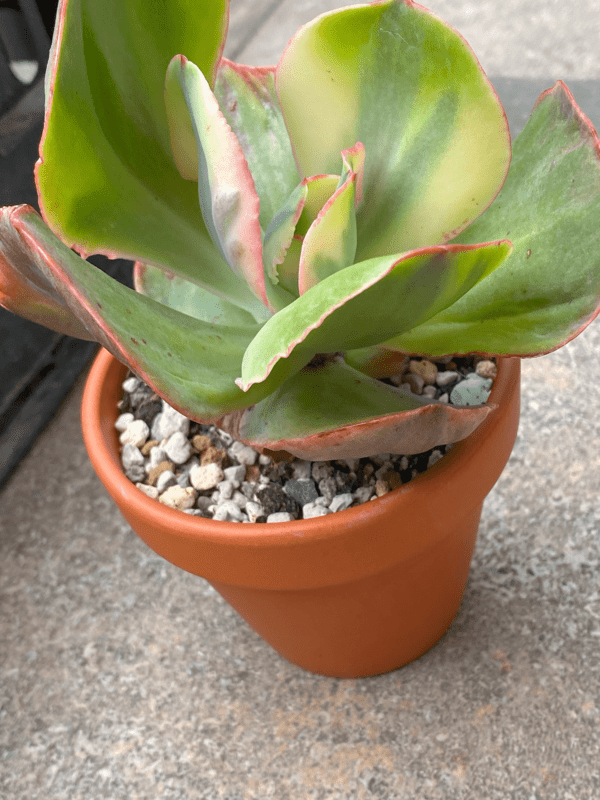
[82, 349, 520, 677]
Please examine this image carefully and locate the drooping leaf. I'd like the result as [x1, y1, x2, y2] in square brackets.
[0, 205, 94, 339]
[276, 0, 510, 258]
[165, 55, 267, 307]
[225, 358, 494, 460]
[7, 206, 272, 420]
[389, 82, 600, 356]
[238, 241, 512, 391]
[37, 0, 263, 312]
[214, 59, 300, 232]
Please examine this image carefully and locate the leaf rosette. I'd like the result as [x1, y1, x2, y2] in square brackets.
[1, 0, 599, 459]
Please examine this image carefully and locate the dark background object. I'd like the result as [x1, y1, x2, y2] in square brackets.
[0, 0, 131, 488]
[0, 3, 599, 489]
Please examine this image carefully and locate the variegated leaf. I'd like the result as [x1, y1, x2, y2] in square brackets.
[276, 0, 510, 258]
[238, 240, 512, 391]
[388, 82, 600, 356]
[214, 59, 300, 232]
[225, 358, 494, 460]
[5, 206, 272, 420]
[133, 262, 269, 326]
[297, 146, 360, 293]
[37, 0, 260, 311]
[165, 56, 267, 307]
[0, 206, 94, 339]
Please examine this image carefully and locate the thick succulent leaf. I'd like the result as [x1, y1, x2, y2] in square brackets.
[341, 141, 366, 207]
[276, 0, 510, 258]
[224, 359, 494, 460]
[37, 0, 262, 312]
[261, 181, 307, 309]
[390, 82, 600, 357]
[298, 163, 358, 294]
[0, 205, 94, 339]
[214, 59, 300, 232]
[296, 174, 340, 236]
[165, 56, 267, 307]
[274, 236, 303, 299]
[133, 262, 269, 326]
[7, 207, 271, 420]
[238, 241, 512, 391]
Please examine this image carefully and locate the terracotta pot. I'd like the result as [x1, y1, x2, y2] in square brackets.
[81, 348, 520, 678]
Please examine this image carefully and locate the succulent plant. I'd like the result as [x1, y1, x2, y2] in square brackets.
[1, 0, 599, 460]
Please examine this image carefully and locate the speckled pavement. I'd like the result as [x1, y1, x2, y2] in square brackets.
[1, 2, 600, 798]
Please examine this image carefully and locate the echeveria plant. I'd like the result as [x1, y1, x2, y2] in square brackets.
[1, 0, 599, 460]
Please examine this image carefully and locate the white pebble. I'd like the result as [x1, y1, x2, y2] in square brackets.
[229, 441, 258, 465]
[329, 493, 354, 513]
[224, 465, 246, 485]
[217, 480, 234, 500]
[266, 512, 295, 523]
[190, 462, 225, 491]
[245, 501, 265, 522]
[156, 470, 176, 493]
[135, 483, 159, 500]
[152, 403, 190, 440]
[115, 412, 134, 432]
[353, 486, 374, 504]
[148, 446, 168, 469]
[121, 442, 144, 470]
[435, 370, 459, 387]
[428, 449, 445, 468]
[258, 453, 273, 466]
[302, 502, 332, 518]
[422, 385, 437, 399]
[159, 485, 196, 510]
[122, 376, 139, 393]
[119, 419, 149, 448]
[164, 431, 192, 465]
[214, 500, 244, 521]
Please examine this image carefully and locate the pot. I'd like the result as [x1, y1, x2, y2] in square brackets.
[81, 348, 520, 677]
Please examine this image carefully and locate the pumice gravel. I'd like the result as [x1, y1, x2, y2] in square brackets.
[115, 356, 497, 523]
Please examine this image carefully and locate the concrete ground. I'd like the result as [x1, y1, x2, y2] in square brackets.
[1, 1, 600, 798]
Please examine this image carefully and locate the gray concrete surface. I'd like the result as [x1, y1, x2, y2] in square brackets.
[2, 1, 600, 798]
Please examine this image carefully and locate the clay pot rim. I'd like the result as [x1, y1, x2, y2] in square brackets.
[82, 347, 519, 561]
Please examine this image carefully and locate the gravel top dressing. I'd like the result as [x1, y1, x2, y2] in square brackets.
[115, 356, 496, 523]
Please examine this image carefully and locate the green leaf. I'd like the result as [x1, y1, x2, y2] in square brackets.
[238, 240, 511, 391]
[8, 207, 272, 420]
[0, 205, 94, 339]
[298, 147, 359, 293]
[276, 0, 510, 258]
[214, 59, 300, 232]
[261, 181, 307, 309]
[390, 82, 600, 356]
[165, 56, 268, 307]
[229, 358, 494, 460]
[37, 0, 263, 312]
[133, 262, 269, 326]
